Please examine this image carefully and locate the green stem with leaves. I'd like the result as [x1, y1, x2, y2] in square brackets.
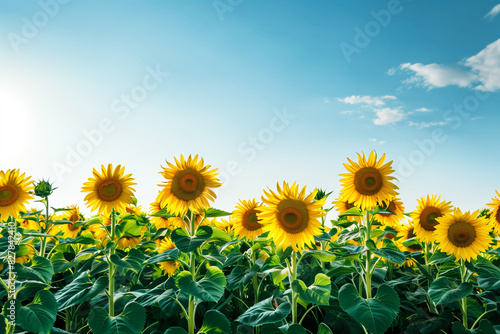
[365, 211, 372, 298]
[108, 210, 116, 317]
[251, 247, 259, 304]
[188, 211, 196, 334]
[291, 250, 298, 323]
[460, 259, 468, 328]
[40, 197, 50, 257]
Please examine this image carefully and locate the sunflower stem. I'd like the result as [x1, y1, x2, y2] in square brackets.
[460, 259, 468, 329]
[188, 210, 197, 334]
[251, 246, 259, 305]
[40, 197, 50, 257]
[291, 250, 298, 324]
[365, 211, 372, 299]
[108, 210, 116, 317]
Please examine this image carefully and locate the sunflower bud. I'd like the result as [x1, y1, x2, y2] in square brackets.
[33, 180, 55, 198]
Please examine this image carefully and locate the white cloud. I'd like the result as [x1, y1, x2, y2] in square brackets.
[485, 4, 500, 19]
[386, 67, 397, 76]
[395, 38, 500, 92]
[369, 138, 386, 145]
[408, 120, 449, 129]
[337, 95, 397, 107]
[323, 98, 330, 103]
[373, 107, 405, 125]
[341, 110, 355, 115]
[464, 39, 500, 91]
[415, 107, 431, 112]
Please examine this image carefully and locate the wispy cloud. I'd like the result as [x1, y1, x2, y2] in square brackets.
[415, 107, 431, 112]
[337, 95, 397, 107]
[323, 98, 330, 103]
[394, 38, 500, 92]
[484, 4, 500, 19]
[369, 138, 386, 145]
[408, 120, 449, 129]
[374, 107, 406, 125]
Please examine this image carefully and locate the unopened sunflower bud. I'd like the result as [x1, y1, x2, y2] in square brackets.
[33, 179, 55, 198]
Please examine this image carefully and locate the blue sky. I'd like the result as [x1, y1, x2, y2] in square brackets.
[1, 0, 499, 219]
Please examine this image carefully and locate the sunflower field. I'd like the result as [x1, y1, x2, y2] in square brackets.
[2, 152, 500, 334]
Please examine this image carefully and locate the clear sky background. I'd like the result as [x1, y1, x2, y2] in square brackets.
[1, 0, 499, 220]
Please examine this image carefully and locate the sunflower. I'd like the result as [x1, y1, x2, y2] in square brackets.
[233, 199, 264, 241]
[86, 224, 109, 246]
[434, 208, 492, 262]
[116, 236, 141, 249]
[214, 218, 235, 235]
[339, 151, 398, 210]
[156, 237, 180, 276]
[397, 223, 422, 253]
[125, 205, 142, 215]
[487, 190, 500, 234]
[158, 155, 222, 217]
[333, 197, 361, 223]
[377, 197, 405, 229]
[259, 182, 326, 252]
[81, 164, 136, 215]
[16, 243, 36, 264]
[150, 200, 185, 230]
[0, 169, 34, 220]
[17, 210, 40, 231]
[411, 195, 453, 243]
[59, 205, 83, 239]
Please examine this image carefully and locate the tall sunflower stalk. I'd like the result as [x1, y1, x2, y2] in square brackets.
[33, 180, 55, 258]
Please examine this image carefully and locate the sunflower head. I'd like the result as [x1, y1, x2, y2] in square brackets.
[487, 190, 500, 235]
[411, 195, 453, 243]
[339, 151, 398, 210]
[117, 236, 141, 249]
[33, 179, 55, 198]
[376, 197, 405, 229]
[59, 206, 83, 239]
[259, 182, 326, 252]
[158, 155, 222, 217]
[0, 169, 34, 220]
[333, 197, 362, 223]
[81, 164, 136, 215]
[233, 199, 264, 241]
[435, 208, 492, 262]
[397, 223, 423, 253]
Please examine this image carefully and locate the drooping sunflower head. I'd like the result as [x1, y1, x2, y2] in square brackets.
[233, 199, 264, 241]
[125, 205, 142, 215]
[156, 236, 180, 276]
[397, 222, 423, 253]
[158, 155, 222, 217]
[60, 205, 83, 239]
[434, 208, 492, 262]
[487, 190, 500, 235]
[376, 197, 405, 229]
[339, 151, 398, 210]
[411, 195, 453, 243]
[0, 169, 34, 220]
[81, 164, 136, 215]
[15, 242, 36, 264]
[259, 182, 326, 252]
[117, 236, 141, 249]
[333, 197, 361, 223]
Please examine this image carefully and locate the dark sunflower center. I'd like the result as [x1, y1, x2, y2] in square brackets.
[277, 199, 309, 234]
[67, 223, 79, 231]
[0, 185, 18, 206]
[379, 201, 397, 217]
[98, 180, 122, 202]
[385, 233, 396, 239]
[242, 209, 262, 231]
[496, 209, 500, 224]
[68, 213, 79, 223]
[345, 201, 354, 210]
[419, 207, 442, 231]
[354, 167, 383, 196]
[448, 222, 476, 247]
[171, 169, 205, 201]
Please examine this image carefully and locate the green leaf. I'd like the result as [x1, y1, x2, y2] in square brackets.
[236, 297, 291, 326]
[287, 324, 307, 334]
[14, 256, 53, 284]
[301, 250, 336, 262]
[227, 264, 259, 290]
[110, 248, 145, 272]
[366, 239, 406, 265]
[146, 248, 179, 264]
[54, 271, 108, 311]
[7, 290, 57, 334]
[175, 266, 227, 302]
[171, 226, 213, 253]
[339, 284, 400, 334]
[164, 328, 189, 334]
[204, 208, 232, 218]
[198, 309, 231, 334]
[452, 320, 495, 334]
[428, 277, 473, 306]
[428, 249, 456, 264]
[89, 302, 146, 334]
[292, 273, 331, 306]
[338, 207, 363, 217]
[151, 207, 177, 218]
[317, 323, 333, 334]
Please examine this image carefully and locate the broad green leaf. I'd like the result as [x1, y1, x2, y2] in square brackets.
[301, 250, 336, 262]
[339, 283, 400, 334]
[88, 302, 146, 334]
[452, 319, 495, 334]
[14, 256, 53, 284]
[291, 273, 331, 306]
[0, 314, 5, 334]
[164, 328, 189, 334]
[175, 266, 227, 302]
[172, 226, 213, 253]
[110, 248, 145, 272]
[204, 208, 232, 217]
[6, 290, 57, 334]
[227, 264, 259, 290]
[54, 271, 108, 311]
[236, 297, 291, 326]
[428, 249, 456, 264]
[146, 248, 179, 264]
[428, 277, 472, 306]
[338, 207, 363, 217]
[317, 323, 333, 334]
[198, 309, 231, 334]
[287, 324, 307, 334]
[367, 239, 406, 265]
[151, 207, 177, 218]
